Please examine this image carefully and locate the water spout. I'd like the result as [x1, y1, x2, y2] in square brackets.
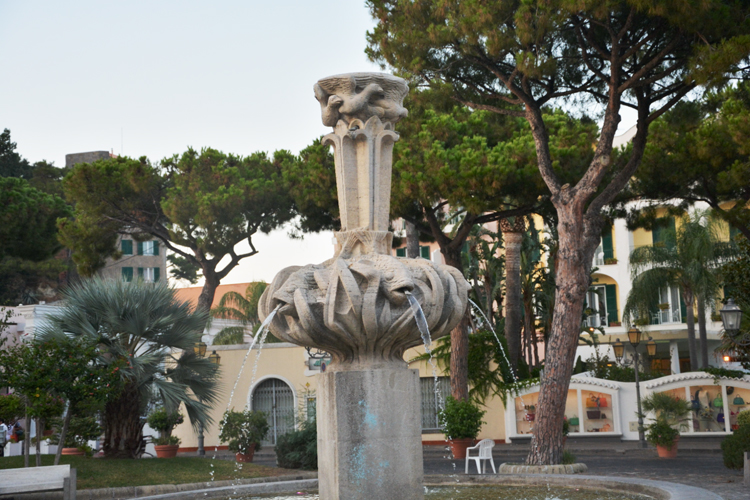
[468, 298, 518, 383]
[406, 291, 445, 414]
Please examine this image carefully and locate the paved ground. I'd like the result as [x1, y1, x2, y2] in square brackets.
[227, 442, 747, 500]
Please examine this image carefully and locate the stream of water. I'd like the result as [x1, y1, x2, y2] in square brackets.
[468, 298, 518, 383]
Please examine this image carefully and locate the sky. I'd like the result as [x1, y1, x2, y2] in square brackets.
[0, 0, 382, 286]
[1, 1, 638, 288]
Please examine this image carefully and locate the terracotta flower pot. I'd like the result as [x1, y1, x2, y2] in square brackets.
[154, 444, 180, 458]
[61, 447, 85, 456]
[449, 438, 474, 459]
[656, 439, 678, 458]
[235, 443, 256, 463]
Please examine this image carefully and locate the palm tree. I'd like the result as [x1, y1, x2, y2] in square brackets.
[37, 278, 220, 458]
[501, 216, 526, 372]
[210, 281, 270, 345]
[624, 211, 735, 370]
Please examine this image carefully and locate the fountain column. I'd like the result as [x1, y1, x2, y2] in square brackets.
[259, 73, 469, 500]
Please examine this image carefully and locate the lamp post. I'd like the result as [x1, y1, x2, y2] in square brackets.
[193, 342, 212, 457]
[720, 298, 748, 347]
[627, 327, 648, 448]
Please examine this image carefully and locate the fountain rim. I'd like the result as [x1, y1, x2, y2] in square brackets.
[128, 473, 721, 500]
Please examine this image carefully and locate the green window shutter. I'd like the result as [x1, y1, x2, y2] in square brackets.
[605, 284, 618, 324]
[153, 267, 160, 282]
[122, 267, 133, 282]
[137, 267, 144, 278]
[153, 241, 159, 256]
[652, 217, 676, 248]
[601, 225, 614, 260]
[137, 242, 144, 255]
[396, 248, 406, 257]
[420, 246, 430, 259]
[121, 239, 133, 255]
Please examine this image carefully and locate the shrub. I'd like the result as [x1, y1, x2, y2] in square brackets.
[439, 396, 486, 440]
[0, 394, 24, 423]
[645, 417, 680, 448]
[153, 435, 181, 446]
[721, 425, 750, 469]
[219, 409, 269, 454]
[275, 420, 317, 470]
[146, 407, 184, 438]
[737, 409, 750, 428]
[51, 415, 101, 448]
[562, 450, 577, 464]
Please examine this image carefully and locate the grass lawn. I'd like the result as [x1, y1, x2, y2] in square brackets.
[0, 455, 292, 490]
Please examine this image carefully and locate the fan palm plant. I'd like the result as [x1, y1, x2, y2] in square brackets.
[37, 277, 220, 458]
[210, 281, 269, 345]
[624, 211, 735, 370]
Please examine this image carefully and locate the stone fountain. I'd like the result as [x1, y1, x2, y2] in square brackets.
[259, 72, 469, 500]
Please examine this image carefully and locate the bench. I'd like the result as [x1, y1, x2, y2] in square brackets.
[0, 464, 76, 500]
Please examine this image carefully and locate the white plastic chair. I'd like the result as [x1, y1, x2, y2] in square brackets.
[465, 438, 496, 474]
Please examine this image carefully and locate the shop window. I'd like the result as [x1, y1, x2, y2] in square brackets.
[689, 384, 725, 433]
[582, 390, 614, 433]
[420, 377, 450, 431]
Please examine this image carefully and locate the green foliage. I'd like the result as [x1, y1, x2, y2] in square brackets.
[0, 176, 70, 262]
[274, 420, 317, 470]
[35, 278, 219, 458]
[167, 254, 201, 284]
[737, 409, 750, 428]
[211, 282, 280, 344]
[412, 328, 531, 405]
[153, 435, 182, 446]
[645, 418, 681, 448]
[0, 128, 32, 179]
[641, 392, 693, 426]
[633, 83, 750, 241]
[147, 408, 184, 438]
[562, 418, 570, 437]
[439, 396, 486, 440]
[51, 415, 101, 448]
[702, 367, 748, 381]
[61, 149, 295, 312]
[0, 255, 69, 306]
[0, 394, 24, 423]
[721, 409, 750, 469]
[219, 409, 269, 454]
[561, 450, 577, 465]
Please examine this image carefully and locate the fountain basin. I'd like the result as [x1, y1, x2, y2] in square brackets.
[130, 474, 723, 500]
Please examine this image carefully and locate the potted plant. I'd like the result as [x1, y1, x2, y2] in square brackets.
[438, 396, 486, 459]
[219, 409, 269, 462]
[51, 415, 101, 456]
[641, 392, 691, 458]
[147, 407, 184, 458]
[603, 257, 618, 265]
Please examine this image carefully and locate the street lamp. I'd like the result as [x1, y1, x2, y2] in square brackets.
[613, 339, 625, 364]
[647, 337, 657, 357]
[194, 342, 207, 357]
[720, 298, 750, 348]
[208, 350, 221, 365]
[627, 326, 647, 448]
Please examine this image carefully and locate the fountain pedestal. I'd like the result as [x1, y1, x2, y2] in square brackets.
[317, 365, 423, 499]
[259, 73, 469, 500]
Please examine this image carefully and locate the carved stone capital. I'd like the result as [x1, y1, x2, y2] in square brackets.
[314, 72, 408, 128]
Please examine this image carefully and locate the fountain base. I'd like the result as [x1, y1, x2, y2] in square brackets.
[317, 365, 424, 500]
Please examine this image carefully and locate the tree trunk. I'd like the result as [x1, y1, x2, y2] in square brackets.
[102, 382, 145, 458]
[54, 408, 72, 466]
[196, 271, 220, 316]
[406, 221, 420, 259]
[684, 289, 698, 371]
[443, 247, 470, 401]
[501, 218, 526, 372]
[526, 208, 598, 466]
[35, 418, 42, 467]
[697, 294, 709, 369]
[23, 413, 30, 467]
